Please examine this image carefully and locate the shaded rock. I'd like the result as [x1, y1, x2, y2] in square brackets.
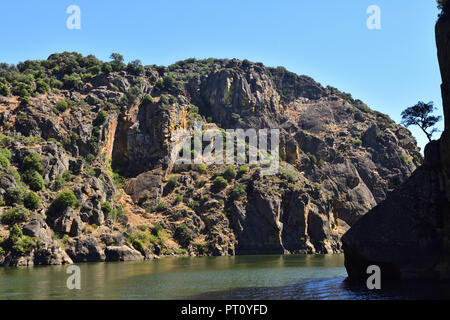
[105, 246, 144, 261]
[342, 13, 450, 282]
[66, 236, 106, 262]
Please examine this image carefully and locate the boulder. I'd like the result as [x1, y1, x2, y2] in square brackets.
[105, 246, 144, 262]
[66, 236, 106, 262]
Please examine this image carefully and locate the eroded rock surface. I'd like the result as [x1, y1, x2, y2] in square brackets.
[0, 53, 421, 265]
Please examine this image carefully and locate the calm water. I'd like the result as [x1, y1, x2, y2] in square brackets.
[0, 254, 449, 300]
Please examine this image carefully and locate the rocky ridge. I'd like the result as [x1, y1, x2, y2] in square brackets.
[0, 53, 420, 266]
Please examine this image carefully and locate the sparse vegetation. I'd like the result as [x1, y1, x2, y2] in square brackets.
[24, 191, 40, 210]
[197, 164, 206, 174]
[231, 183, 246, 198]
[22, 152, 43, 173]
[223, 166, 237, 181]
[213, 176, 228, 190]
[23, 170, 45, 191]
[280, 168, 296, 183]
[238, 165, 249, 175]
[156, 200, 166, 212]
[1, 205, 30, 225]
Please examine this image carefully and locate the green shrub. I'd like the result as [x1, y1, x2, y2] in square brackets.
[23, 170, 45, 191]
[85, 153, 96, 164]
[12, 82, 31, 97]
[197, 164, 206, 174]
[167, 175, 179, 189]
[127, 60, 144, 75]
[108, 53, 125, 71]
[164, 74, 176, 88]
[51, 190, 77, 212]
[94, 110, 108, 126]
[353, 139, 362, 147]
[400, 154, 411, 164]
[213, 176, 228, 190]
[0, 154, 10, 170]
[175, 194, 183, 204]
[189, 106, 199, 115]
[101, 201, 113, 214]
[110, 205, 125, 222]
[35, 79, 50, 94]
[50, 78, 63, 89]
[189, 200, 200, 211]
[4, 186, 27, 206]
[0, 83, 10, 96]
[155, 78, 164, 90]
[1, 205, 30, 225]
[24, 191, 40, 210]
[8, 224, 23, 243]
[151, 223, 163, 236]
[280, 169, 296, 183]
[54, 100, 68, 114]
[232, 183, 246, 198]
[238, 165, 249, 175]
[242, 59, 251, 68]
[0, 148, 12, 161]
[8, 168, 21, 183]
[174, 223, 194, 247]
[54, 175, 66, 190]
[22, 152, 43, 173]
[0, 135, 13, 148]
[160, 95, 169, 105]
[20, 96, 30, 106]
[156, 200, 166, 212]
[143, 94, 154, 104]
[11, 235, 37, 256]
[63, 73, 83, 90]
[169, 95, 178, 103]
[223, 166, 237, 181]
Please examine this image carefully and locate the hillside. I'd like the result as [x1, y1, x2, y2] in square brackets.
[0, 53, 421, 266]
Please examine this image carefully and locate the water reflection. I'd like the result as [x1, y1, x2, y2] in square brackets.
[0, 254, 448, 300]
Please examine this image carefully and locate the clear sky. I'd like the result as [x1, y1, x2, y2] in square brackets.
[0, 0, 444, 151]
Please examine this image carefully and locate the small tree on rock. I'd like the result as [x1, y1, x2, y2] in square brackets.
[401, 101, 442, 142]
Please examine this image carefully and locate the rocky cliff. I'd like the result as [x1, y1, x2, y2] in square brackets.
[342, 7, 450, 281]
[0, 53, 420, 266]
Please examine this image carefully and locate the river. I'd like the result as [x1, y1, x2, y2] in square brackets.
[0, 254, 449, 300]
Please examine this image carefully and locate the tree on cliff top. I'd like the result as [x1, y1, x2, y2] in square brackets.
[401, 101, 442, 142]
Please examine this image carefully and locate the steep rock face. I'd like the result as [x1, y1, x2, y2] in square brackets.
[437, 15, 450, 178]
[0, 53, 421, 265]
[342, 14, 450, 282]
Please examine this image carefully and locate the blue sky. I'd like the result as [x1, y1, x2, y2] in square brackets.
[0, 0, 443, 151]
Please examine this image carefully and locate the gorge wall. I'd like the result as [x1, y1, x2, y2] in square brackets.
[342, 12, 450, 281]
[0, 53, 421, 266]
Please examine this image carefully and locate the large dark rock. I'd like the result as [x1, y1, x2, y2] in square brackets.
[66, 236, 106, 262]
[342, 15, 450, 282]
[105, 246, 144, 261]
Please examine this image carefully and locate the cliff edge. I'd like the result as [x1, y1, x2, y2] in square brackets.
[342, 11, 450, 281]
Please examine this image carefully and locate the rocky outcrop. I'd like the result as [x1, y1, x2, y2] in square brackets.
[66, 236, 106, 263]
[105, 245, 143, 261]
[0, 52, 422, 266]
[342, 11, 450, 282]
